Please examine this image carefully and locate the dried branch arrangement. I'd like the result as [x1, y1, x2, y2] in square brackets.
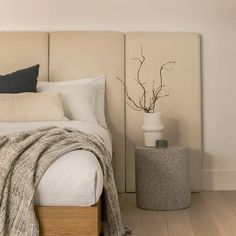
[117, 46, 175, 113]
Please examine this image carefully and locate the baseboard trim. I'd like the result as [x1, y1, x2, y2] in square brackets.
[203, 169, 236, 190]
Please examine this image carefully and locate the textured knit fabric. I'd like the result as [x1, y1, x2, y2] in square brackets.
[0, 92, 68, 122]
[0, 127, 126, 236]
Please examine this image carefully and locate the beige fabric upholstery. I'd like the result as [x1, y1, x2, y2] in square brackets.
[125, 32, 202, 192]
[49, 32, 125, 192]
[0, 32, 48, 81]
[0, 92, 67, 122]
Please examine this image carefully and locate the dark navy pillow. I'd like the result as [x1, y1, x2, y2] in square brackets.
[0, 64, 39, 93]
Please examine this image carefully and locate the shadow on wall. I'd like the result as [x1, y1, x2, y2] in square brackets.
[152, 115, 203, 191]
[106, 110, 126, 193]
[125, 135, 139, 192]
[189, 148, 203, 192]
[163, 115, 203, 191]
[162, 116, 180, 145]
[202, 152, 215, 191]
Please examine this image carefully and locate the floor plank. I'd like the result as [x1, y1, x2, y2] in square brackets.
[119, 192, 236, 236]
[201, 191, 236, 236]
[119, 194, 142, 236]
[164, 210, 195, 236]
[187, 193, 222, 236]
[220, 190, 236, 214]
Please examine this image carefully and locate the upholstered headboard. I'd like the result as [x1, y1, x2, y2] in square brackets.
[49, 32, 125, 193]
[0, 31, 202, 193]
[0, 31, 126, 193]
[0, 32, 48, 81]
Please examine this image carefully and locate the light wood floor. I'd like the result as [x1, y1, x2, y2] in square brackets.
[119, 191, 236, 236]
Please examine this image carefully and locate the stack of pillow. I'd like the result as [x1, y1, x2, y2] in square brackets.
[0, 65, 107, 127]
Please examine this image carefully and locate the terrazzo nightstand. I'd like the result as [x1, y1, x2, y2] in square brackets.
[135, 145, 191, 210]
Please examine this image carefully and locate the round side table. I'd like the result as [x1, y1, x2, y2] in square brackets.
[135, 145, 191, 210]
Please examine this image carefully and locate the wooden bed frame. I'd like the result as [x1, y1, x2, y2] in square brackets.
[35, 200, 101, 236]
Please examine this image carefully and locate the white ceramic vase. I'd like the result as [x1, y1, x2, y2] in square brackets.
[142, 112, 164, 146]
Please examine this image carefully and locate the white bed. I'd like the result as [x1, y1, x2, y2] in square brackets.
[0, 121, 112, 206]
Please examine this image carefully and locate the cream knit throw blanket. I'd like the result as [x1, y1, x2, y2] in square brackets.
[0, 127, 126, 236]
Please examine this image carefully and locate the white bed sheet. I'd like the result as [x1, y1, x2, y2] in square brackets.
[0, 121, 112, 206]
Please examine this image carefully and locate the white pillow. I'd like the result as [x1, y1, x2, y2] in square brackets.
[38, 75, 107, 128]
[0, 92, 68, 122]
[37, 83, 97, 123]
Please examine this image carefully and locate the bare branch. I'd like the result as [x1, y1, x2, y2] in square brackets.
[140, 45, 145, 61]
[134, 79, 146, 86]
[116, 76, 143, 111]
[115, 47, 175, 113]
[132, 57, 142, 64]
[126, 102, 143, 111]
[138, 93, 145, 108]
[132, 47, 147, 109]
[149, 93, 170, 111]
[147, 61, 175, 111]
[161, 61, 176, 71]
[158, 93, 170, 98]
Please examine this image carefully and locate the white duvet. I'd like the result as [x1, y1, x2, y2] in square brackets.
[0, 121, 112, 206]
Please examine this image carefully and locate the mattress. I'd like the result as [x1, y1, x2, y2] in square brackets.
[0, 121, 112, 206]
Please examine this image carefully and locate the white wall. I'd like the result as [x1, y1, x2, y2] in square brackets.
[0, 0, 235, 190]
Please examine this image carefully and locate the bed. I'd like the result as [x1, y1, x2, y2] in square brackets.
[0, 121, 109, 235]
[0, 32, 125, 236]
[0, 31, 201, 235]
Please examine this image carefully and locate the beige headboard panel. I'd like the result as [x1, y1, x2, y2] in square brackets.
[0, 31, 202, 193]
[0, 32, 48, 81]
[49, 32, 125, 193]
[125, 32, 202, 192]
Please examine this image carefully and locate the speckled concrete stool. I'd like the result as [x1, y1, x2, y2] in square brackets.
[135, 145, 191, 210]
